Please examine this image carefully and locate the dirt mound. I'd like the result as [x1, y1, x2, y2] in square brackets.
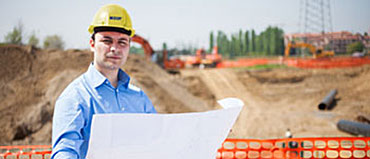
[0, 45, 92, 145]
[0, 45, 213, 145]
[0, 45, 35, 84]
[124, 55, 213, 113]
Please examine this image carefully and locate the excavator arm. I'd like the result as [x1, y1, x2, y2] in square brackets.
[131, 35, 154, 59]
[131, 34, 185, 71]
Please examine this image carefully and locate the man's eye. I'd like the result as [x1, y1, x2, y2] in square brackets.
[119, 41, 127, 46]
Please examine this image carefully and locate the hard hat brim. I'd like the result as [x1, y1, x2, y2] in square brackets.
[88, 25, 135, 37]
[91, 26, 133, 37]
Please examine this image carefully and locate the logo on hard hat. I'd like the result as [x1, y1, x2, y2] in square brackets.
[109, 16, 122, 20]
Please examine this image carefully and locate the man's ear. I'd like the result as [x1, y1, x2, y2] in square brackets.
[89, 39, 95, 52]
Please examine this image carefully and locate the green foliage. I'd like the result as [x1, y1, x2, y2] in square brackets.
[214, 26, 285, 58]
[162, 42, 167, 50]
[4, 22, 23, 45]
[251, 29, 256, 53]
[28, 31, 39, 47]
[246, 64, 287, 70]
[130, 46, 145, 54]
[233, 64, 289, 71]
[347, 42, 364, 54]
[244, 30, 249, 54]
[237, 30, 243, 56]
[209, 31, 214, 52]
[43, 35, 65, 50]
[233, 64, 287, 71]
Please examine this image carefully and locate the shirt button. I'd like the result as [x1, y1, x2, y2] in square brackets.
[116, 89, 119, 93]
[121, 107, 125, 111]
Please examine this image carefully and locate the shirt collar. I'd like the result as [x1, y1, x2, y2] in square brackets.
[117, 68, 131, 88]
[85, 63, 131, 88]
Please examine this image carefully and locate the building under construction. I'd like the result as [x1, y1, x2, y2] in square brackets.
[285, 31, 370, 54]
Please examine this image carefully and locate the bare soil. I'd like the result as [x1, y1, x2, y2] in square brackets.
[181, 65, 370, 138]
[0, 45, 369, 145]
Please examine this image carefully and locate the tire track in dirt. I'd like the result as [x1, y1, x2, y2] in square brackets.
[186, 68, 264, 137]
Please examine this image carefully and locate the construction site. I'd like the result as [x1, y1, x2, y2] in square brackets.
[1, 1, 370, 159]
[1, 42, 370, 157]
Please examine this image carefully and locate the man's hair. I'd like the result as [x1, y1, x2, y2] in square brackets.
[91, 26, 132, 41]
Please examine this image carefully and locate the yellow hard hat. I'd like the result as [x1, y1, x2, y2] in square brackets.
[88, 4, 135, 37]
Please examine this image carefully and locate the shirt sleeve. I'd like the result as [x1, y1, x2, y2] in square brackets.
[51, 94, 86, 159]
[142, 92, 157, 113]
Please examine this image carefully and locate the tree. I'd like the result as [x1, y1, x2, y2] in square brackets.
[28, 31, 39, 47]
[262, 28, 270, 55]
[4, 22, 24, 45]
[43, 35, 65, 50]
[230, 34, 237, 59]
[216, 31, 229, 56]
[244, 30, 249, 54]
[269, 27, 277, 55]
[256, 35, 263, 55]
[251, 29, 256, 53]
[163, 42, 167, 50]
[277, 28, 285, 56]
[214, 26, 285, 57]
[238, 30, 243, 56]
[347, 42, 364, 54]
[209, 31, 214, 53]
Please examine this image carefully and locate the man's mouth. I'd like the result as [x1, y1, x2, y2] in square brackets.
[107, 56, 121, 60]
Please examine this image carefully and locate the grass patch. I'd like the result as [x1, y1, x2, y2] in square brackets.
[233, 64, 288, 71]
[0, 43, 8, 47]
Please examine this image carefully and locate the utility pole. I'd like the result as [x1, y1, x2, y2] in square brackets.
[299, 0, 333, 50]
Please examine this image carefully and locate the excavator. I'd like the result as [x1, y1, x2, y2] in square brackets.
[162, 48, 185, 73]
[285, 42, 335, 58]
[186, 46, 222, 68]
[131, 35, 185, 72]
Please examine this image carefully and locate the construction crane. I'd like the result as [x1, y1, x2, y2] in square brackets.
[285, 42, 335, 58]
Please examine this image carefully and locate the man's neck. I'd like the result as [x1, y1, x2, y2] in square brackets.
[95, 65, 119, 88]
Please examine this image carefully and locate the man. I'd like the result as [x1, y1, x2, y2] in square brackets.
[51, 4, 156, 159]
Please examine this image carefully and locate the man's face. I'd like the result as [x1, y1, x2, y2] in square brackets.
[90, 31, 130, 71]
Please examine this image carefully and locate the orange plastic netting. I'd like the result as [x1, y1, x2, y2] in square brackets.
[0, 145, 51, 159]
[217, 137, 369, 159]
[216, 57, 370, 69]
[1, 137, 369, 159]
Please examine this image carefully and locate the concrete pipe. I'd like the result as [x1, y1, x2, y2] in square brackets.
[337, 120, 370, 137]
[318, 89, 337, 110]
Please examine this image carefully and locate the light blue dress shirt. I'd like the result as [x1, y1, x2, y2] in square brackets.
[51, 64, 156, 159]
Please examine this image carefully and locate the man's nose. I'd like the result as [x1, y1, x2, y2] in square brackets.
[110, 45, 116, 52]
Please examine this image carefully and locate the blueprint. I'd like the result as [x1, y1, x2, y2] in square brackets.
[86, 98, 244, 159]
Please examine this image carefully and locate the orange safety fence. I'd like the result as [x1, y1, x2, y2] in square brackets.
[1, 137, 369, 159]
[217, 137, 370, 159]
[217, 58, 273, 68]
[216, 57, 370, 69]
[0, 145, 51, 159]
[284, 57, 370, 69]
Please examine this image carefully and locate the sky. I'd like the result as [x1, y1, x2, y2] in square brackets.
[0, 0, 369, 50]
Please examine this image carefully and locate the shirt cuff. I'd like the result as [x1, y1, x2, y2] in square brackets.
[52, 150, 79, 159]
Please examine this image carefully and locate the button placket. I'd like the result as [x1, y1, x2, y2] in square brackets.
[115, 88, 125, 111]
